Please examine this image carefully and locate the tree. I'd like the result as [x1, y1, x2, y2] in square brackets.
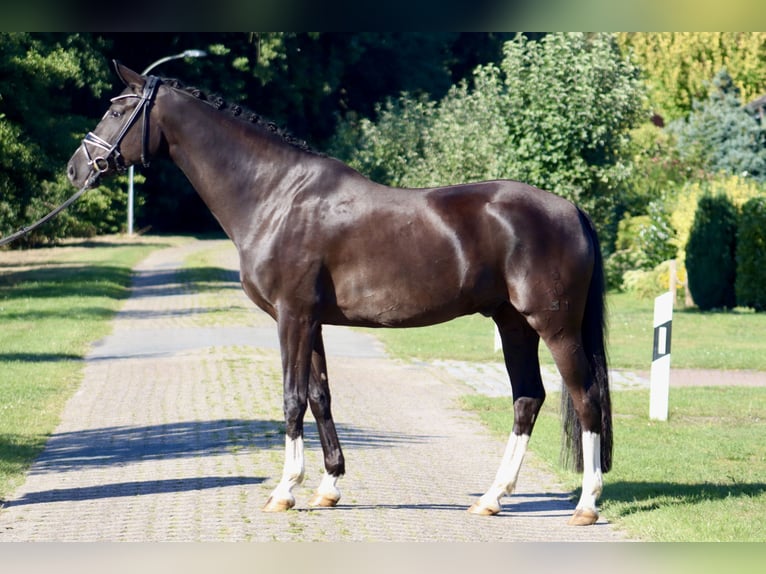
[98, 32, 512, 233]
[618, 33, 766, 123]
[736, 196, 766, 311]
[0, 33, 126, 245]
[686, 194, 738, 310]
[669, 69, 766, 182]
[336, 33, 646, 240]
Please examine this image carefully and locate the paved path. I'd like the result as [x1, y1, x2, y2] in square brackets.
[0, 239, 630, 541]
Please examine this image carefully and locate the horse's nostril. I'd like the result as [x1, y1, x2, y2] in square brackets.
[67, 163, 75, 180]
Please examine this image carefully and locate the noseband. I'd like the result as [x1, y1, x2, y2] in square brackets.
[80, 75, 161, 176]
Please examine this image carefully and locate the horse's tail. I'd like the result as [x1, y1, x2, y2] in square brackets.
[561, 208, 613, 473]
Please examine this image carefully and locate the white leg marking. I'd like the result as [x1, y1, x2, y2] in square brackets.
[316, 471, 341, 499]
[307, 471, 342, 507]
[575, 430, 603, 512]
[266, 435, 305, 509]
[476, 433, 530, 513]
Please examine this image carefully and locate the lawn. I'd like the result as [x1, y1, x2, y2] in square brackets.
[371, 289, 766, 541]
[2, 236, 764, 542]
[0, 236, 173, 498]
[463, 387, 766, 541]
[373, 291, 766, 371]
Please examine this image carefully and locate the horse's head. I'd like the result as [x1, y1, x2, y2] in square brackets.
[67, 61, 164, 190]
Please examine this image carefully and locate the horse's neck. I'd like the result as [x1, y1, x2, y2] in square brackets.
[158, 89, 296, 244]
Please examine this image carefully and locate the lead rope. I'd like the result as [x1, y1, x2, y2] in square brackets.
[0, 76, 161, 247]
[0, 180, 93, 247]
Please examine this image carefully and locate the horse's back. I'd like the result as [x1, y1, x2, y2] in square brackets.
[308, 176, 589, 327]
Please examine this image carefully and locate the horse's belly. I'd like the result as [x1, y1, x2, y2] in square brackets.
[327, 264, 495, 328]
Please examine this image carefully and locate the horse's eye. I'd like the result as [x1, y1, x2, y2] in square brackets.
[111, 110, 123, 119]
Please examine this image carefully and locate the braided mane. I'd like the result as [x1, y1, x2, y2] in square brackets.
[162, 77, 319, 155]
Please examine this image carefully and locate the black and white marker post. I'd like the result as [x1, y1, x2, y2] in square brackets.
[650, 291, 674, 421]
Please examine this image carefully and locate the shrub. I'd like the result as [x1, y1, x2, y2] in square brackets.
[686, 194, 738, 310]
[623, 260, 677, 300]
[736, 196, 766, 311]
[605, 248, 646, 291]
[669, 174, 762, 284]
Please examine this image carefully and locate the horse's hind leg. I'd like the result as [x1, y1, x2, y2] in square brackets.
[544, 327, 604, 526]
[307, 328, 344, 508]
[469, 304, 545, 516]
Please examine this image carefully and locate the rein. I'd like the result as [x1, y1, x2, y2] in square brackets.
[0, 76, 161, 247]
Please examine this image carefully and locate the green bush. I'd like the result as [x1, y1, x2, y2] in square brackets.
[686, 195, 738, 310]
[333, 33, 645, 235]
[605, 248, 646, 291]
[622, 260, 677, 300]
[736, 196, 766, 311]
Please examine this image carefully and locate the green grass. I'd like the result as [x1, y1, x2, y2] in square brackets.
[369, 314, 499, 362]
[462, 387, 766, 541]
[0, 237, 170, 499]
[372, 291, 766, 371]
[371, 289, 766, 540]
[607, 292, 766, 370]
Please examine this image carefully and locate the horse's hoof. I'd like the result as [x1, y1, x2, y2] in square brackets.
[262, 496, 295, 512]
[307, 491, 340, 508]
[467, 502, 500, 516]
[568, 508, 599, 526]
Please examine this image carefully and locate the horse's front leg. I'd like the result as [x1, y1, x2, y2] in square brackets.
[307, 327, 344, 507]
[262, 311, 316, 512]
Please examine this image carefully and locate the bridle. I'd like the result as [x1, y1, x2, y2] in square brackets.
[80, 75, 161, 176]
[0, 76, 161, 246]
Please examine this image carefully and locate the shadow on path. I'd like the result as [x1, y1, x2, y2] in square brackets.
[5, 476, 264, 508]
[18, 419, 436, 475]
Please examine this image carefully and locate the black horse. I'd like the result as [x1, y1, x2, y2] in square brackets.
[67, 62, 612, 525]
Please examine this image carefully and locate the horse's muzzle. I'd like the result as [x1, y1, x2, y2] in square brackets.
[67, 155, 100, 190]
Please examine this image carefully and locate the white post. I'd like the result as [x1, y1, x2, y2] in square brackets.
[494, 326, 502, 353]
[650, 291, 674, 421]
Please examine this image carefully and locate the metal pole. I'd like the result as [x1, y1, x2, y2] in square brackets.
[127, 49, 206, 235]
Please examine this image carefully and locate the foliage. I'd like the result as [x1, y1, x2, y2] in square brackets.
[686, 194, 738, 310]
[669, 69, 766, 182]
[337, 33, 646, 240]
[619, 122, 696, 216]
[494, 33, 645, 218]
[736, 196, 766, 311]
[605, 201, 676, 291]
[639, 200, 677, 264]
[622, 259, 678, 300]
[605, 248, 646, 291]
[618, 32, 766, 122]
[330, 94, 437, 187]
[668, 174, 764, 282]
[0, 33, 129, 245]
[103, 32, 515, 234]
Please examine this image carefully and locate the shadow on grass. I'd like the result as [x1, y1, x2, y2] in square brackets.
[0, 353, 82, 363]
[0, 264, 241, 322]
[0, 265, 134, 300]
[602, 480, 766, 517]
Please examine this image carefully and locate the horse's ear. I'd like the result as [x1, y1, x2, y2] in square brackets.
[113, 60, 145, 91]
